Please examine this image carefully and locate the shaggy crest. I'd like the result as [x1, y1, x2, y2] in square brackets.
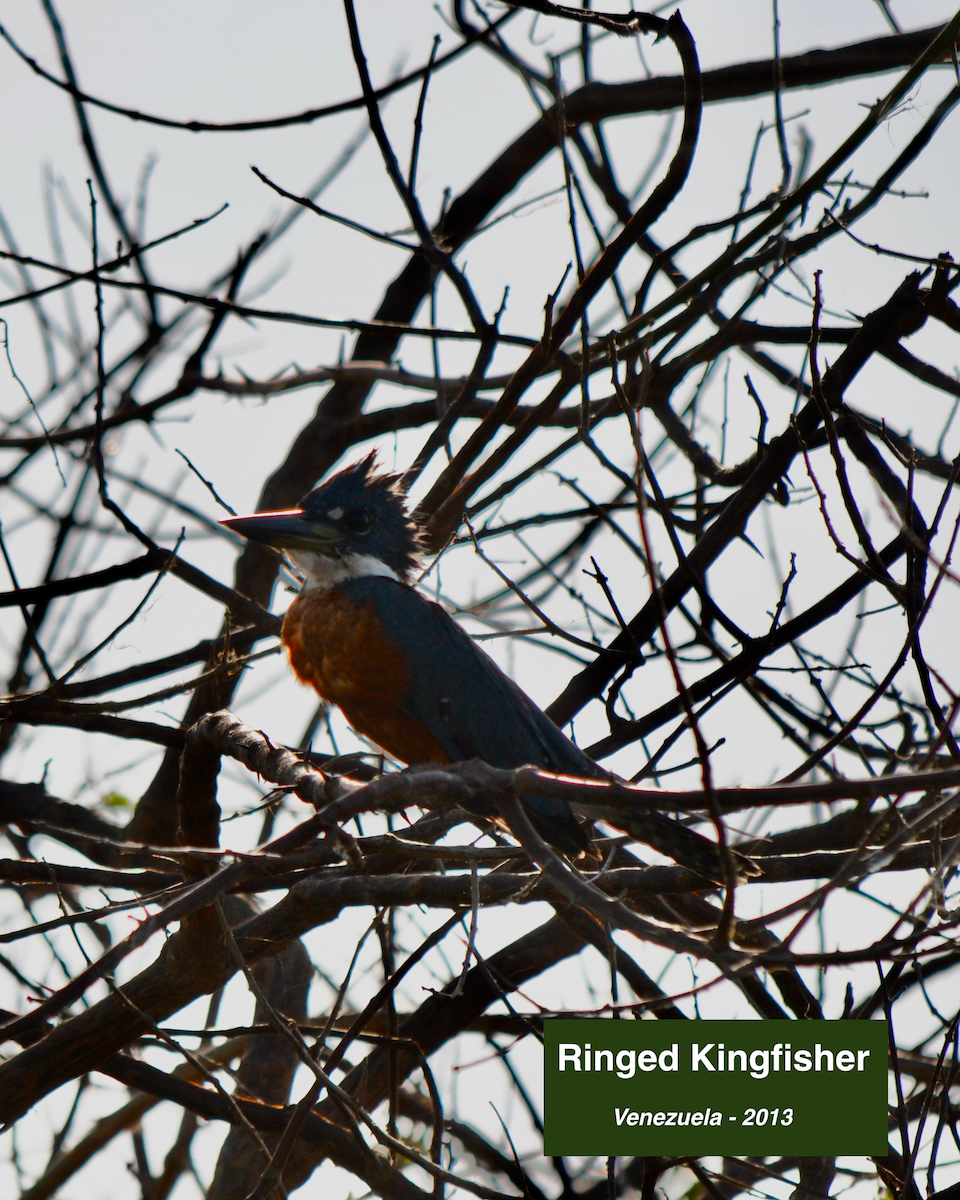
[299, 452, 424, 580]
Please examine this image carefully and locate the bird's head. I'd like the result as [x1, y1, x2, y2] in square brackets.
[221, 454, 422, 588]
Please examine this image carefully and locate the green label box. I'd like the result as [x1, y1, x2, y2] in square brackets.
[543, 1020, 889, 1156]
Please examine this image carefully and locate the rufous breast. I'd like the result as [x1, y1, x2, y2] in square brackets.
[282, 586, 447, 765]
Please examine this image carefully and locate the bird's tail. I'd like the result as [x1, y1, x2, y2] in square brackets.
[617, 809, 758, 883]
[520, 793, 592, 857]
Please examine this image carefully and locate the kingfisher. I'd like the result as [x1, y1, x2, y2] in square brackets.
[222, 455, 726, 873]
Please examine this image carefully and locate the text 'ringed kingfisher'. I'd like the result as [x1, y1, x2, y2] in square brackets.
[223, 454, 726, 874]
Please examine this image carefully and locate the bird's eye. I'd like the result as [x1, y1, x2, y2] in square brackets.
[341, 509, 371, 534]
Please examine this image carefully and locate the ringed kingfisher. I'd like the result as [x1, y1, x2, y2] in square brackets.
[223, 455, 725, 874]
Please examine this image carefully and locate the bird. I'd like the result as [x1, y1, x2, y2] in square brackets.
[222, 454, 729, 874]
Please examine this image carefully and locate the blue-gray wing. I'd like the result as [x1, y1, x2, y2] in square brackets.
[340, 576, 599, 775]
[340, 576, 593, 852]
[340, 577, 729, 876]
